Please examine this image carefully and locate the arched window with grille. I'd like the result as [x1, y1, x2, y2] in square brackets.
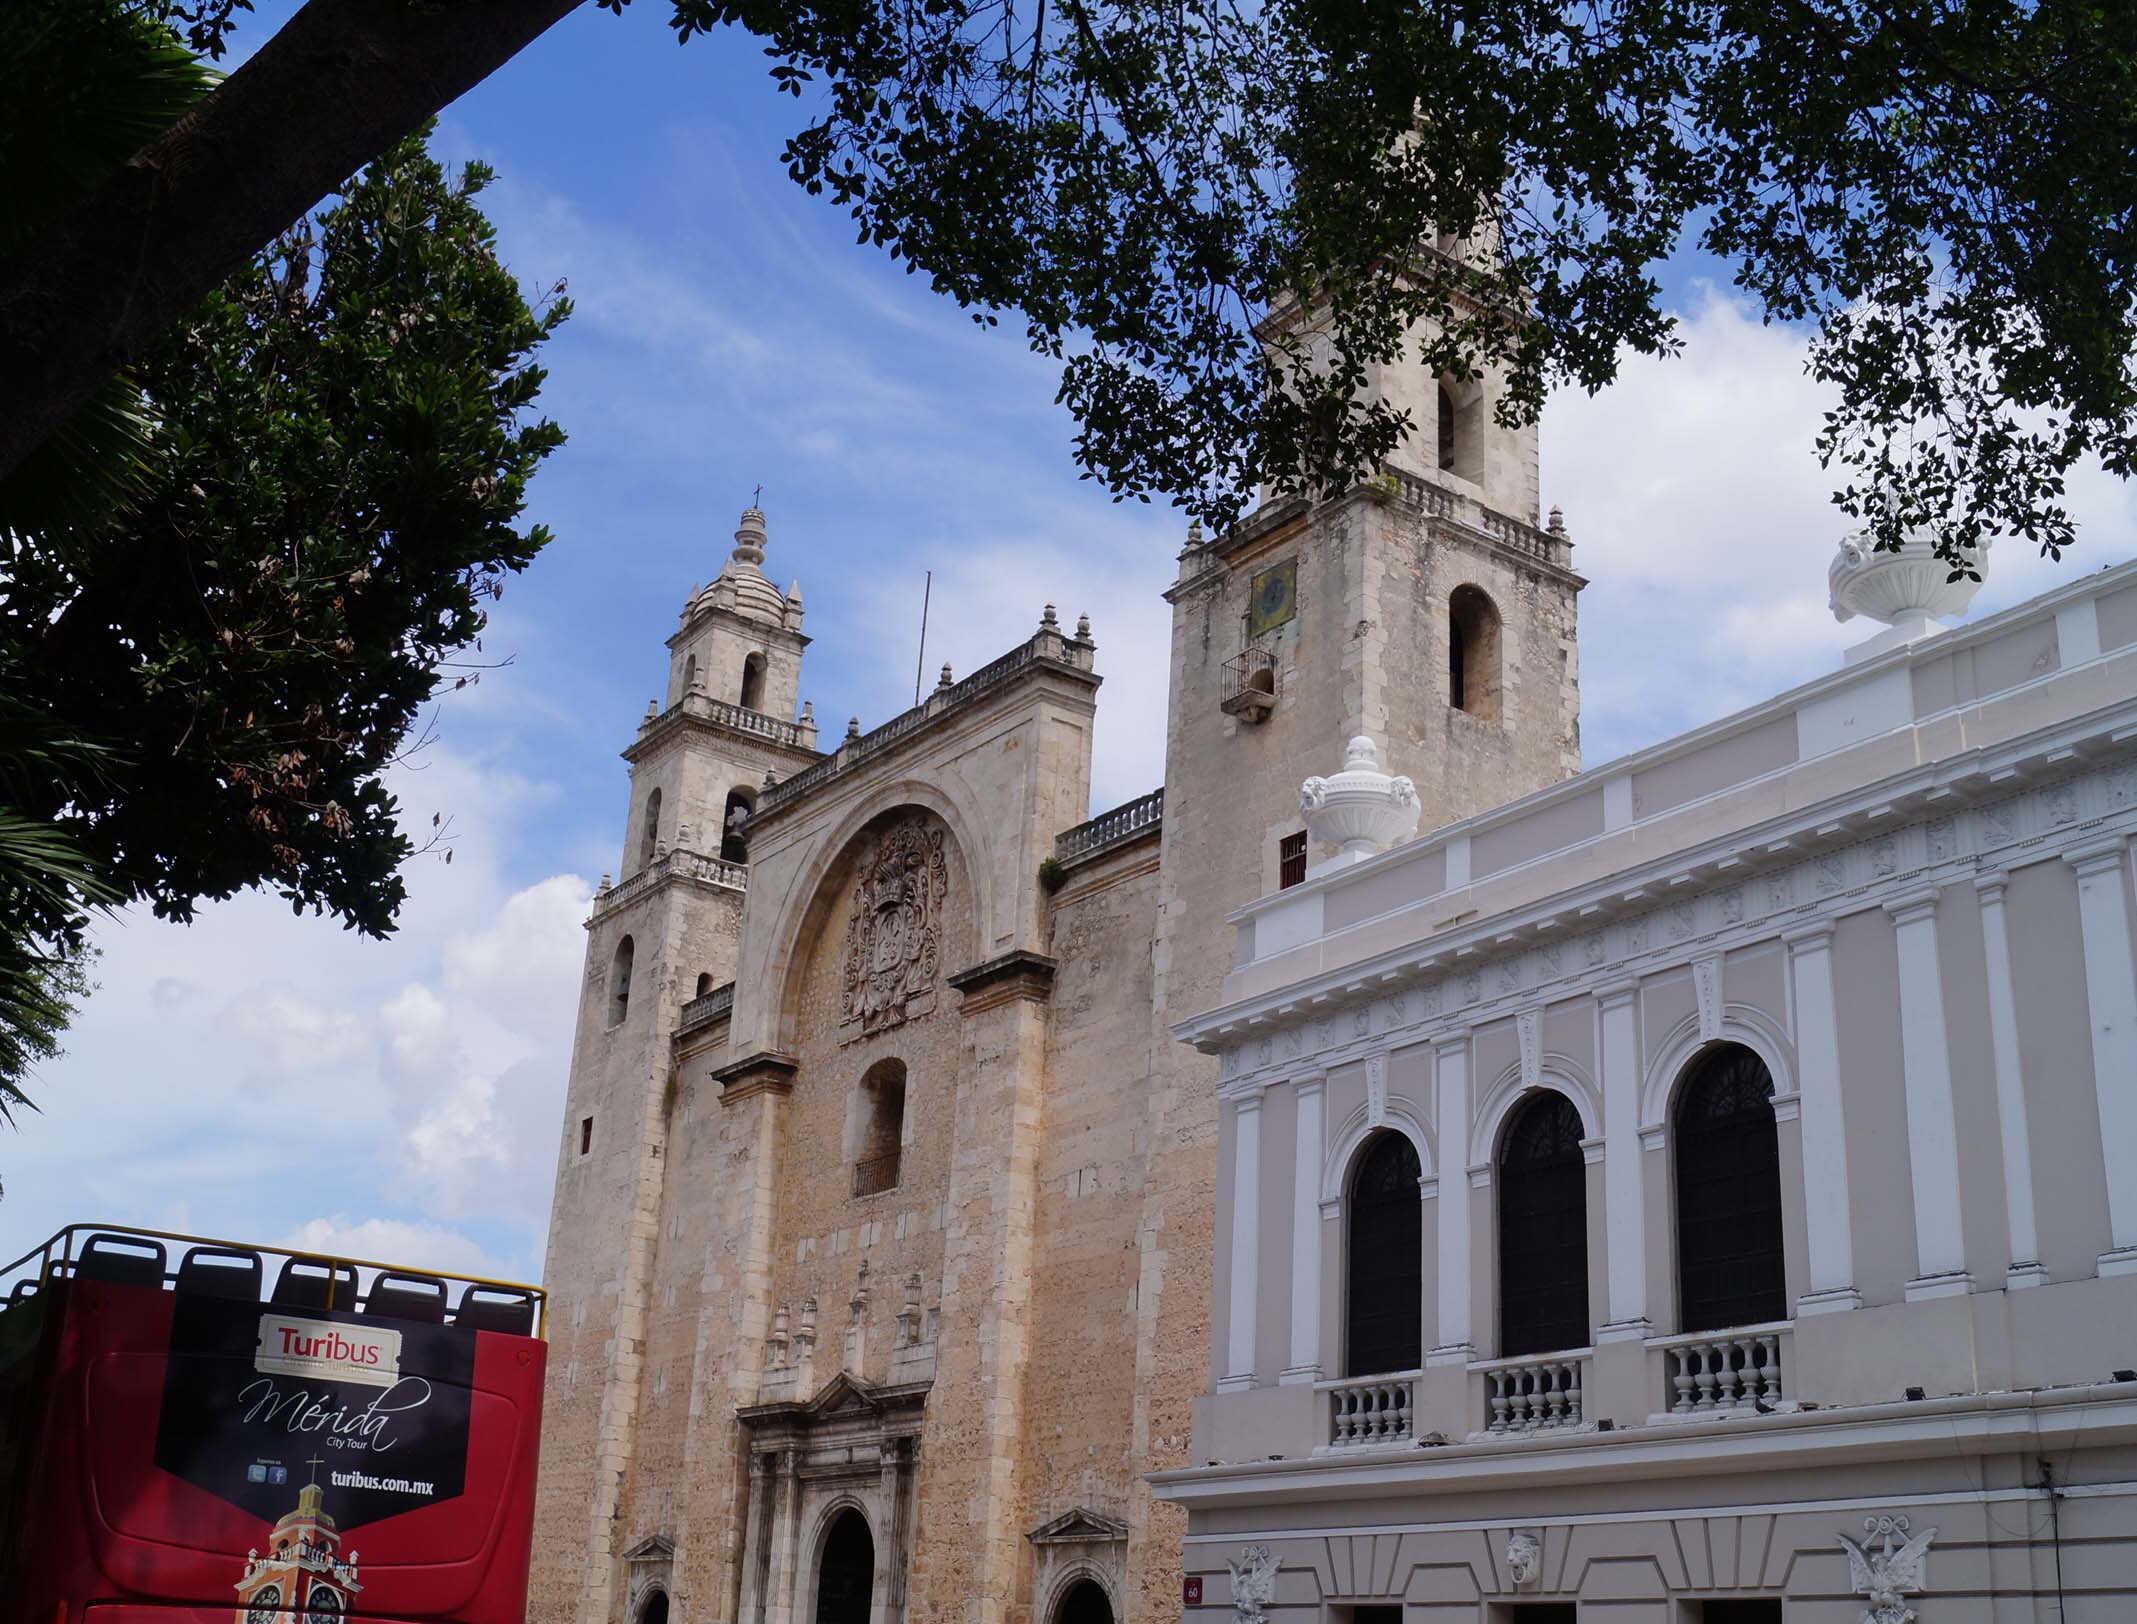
[1437, 383, 1458, 473]
[853, 1058, 906, 1197]
[740, 651, 767, 711]
[1674, 1045, 1786, 1331]
[1497, 1092, 1590, 1357]
[1344, 1131, 1422, 1376]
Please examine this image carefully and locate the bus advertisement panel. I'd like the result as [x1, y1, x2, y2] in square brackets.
[0, 1225, 546, 1622]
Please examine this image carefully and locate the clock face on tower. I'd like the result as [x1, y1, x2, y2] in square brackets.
[1247, 557, 1298, 639]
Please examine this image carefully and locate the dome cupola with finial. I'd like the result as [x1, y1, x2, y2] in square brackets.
[696, 506, 795, 629]
[663, 504, 812, 724]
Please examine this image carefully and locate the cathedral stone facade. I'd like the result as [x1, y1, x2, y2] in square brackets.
[530, 337, 1584, 1624]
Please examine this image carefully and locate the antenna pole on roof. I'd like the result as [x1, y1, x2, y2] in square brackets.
[914, 569, 933, 706]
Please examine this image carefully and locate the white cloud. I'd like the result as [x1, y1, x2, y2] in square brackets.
[1546, 286, 2137, 765]
[847, 516, 1178, 815]
[280, 1215, 522, 1286]
[2, 751, 588, 1286]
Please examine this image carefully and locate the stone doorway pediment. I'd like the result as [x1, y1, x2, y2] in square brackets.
[1028, 1508, 1129, 1546]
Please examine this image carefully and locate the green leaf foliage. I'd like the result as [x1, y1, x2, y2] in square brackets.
[632, 0, 2137, 562]
[5, 132, 570, 945]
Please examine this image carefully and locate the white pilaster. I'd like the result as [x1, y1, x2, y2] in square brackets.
[2067, 839, 2137, 1275]
[1281, 1076, 1326, 1383]
[1428, 1036, 1474, 1364]
[1596, 982, 1649, 1341]
[1786, 925, 1860, 1313]
[1975, 874, 2047, 1288]
[1218, 1088, 1264, 1391]
[1885, 889, 1972, 1299]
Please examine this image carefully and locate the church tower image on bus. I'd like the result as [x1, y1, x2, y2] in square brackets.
[232, 1471, 361, 1622]
[529, 264, 1581, 1623]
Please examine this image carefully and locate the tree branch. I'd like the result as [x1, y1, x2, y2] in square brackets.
[0, 0, 584, 484]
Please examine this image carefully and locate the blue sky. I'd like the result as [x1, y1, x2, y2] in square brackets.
[6, 3, 2133, 1285]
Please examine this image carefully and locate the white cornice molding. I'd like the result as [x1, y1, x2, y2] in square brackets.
[1218, 562, 2137, 935]
[1150, 1388, 2137, 1510]
[1194, 732, 2137, 1091]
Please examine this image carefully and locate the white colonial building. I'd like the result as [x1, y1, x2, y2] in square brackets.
[1158, 542, 2137, 1622]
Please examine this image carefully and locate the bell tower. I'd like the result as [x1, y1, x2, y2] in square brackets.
[534, 506, 824, 1624]
[1126, 322, 1582, 1610]
[232, 1470, 361, 1621]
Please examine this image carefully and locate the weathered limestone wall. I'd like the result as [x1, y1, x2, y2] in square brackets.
[1010, 839, 1166, 1615]
[531, 873, 746, 1624]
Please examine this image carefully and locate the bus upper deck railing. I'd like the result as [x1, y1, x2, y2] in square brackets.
[0, 1220, 547, 1338]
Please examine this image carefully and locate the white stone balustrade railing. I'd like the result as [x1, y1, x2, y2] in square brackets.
[1321, 1371, 1419, 1449]
[1651, 1324, 1788, 1417]
[1475, 1350, 1589, 1435]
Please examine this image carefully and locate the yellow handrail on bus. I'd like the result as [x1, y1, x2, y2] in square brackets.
[0, 1220, 548, 1338]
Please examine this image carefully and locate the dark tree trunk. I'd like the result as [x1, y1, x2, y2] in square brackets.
[0, 0, 586, 484]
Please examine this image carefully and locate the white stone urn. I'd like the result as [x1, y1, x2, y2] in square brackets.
[1299, 736, 1420, 866]
[1829, 529, 1988, 664]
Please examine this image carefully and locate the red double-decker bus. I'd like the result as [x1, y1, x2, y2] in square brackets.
[0, 1224, 547, 1623]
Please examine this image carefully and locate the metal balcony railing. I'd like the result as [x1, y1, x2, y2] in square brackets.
[852, 1150, 902, 1199]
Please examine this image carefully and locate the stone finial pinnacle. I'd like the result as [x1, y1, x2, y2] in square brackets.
[1829, 526, 1988, 665]
[937, 662, 954, 691]
[644, 698, 659, 721]
[845, 716, 862, 742]
[1075, 612, 1092, 640]
[1297, 734, 1422, 869]
[1547, 505, 1566, 536]
[799, 699, 815, 723]
[733, 506, 768, 566]
[1040, 603, 1060, 631]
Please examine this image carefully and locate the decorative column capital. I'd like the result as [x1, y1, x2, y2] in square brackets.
[1434, 1030, 1473, 1061]
[714, 1050, 799, 1104]
[1594, 979, 1640, 1012]
[1291, 1070, 1327, 1098]
[1882, 887, 1943, 928]
[2066, 838, 2134, 881]
[1783, 921, 1837, 954]
[947, 949, 1058, 1012]
[1972, 869, 2011, 906]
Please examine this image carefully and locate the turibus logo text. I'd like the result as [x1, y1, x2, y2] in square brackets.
[254, 1313, 403, 1389]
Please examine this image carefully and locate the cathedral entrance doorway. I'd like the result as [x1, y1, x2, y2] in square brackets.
[1053, 1577, 1114, 1624]
[814, 1509, 875, 1624]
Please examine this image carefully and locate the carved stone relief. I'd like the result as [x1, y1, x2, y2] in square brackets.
[1838, 1514, 1936, 1624]
[1226, 1545, 1278, 1623]
[840, 818, 950, 1037]
[1504, 1530, 1542, 1588]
